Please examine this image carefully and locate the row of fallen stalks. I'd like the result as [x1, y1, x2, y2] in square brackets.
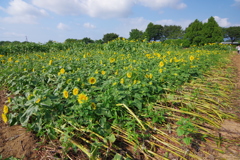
[50, 55, 239, 160]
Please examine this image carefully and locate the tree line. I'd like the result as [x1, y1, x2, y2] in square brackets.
[1, 16, 240, 47]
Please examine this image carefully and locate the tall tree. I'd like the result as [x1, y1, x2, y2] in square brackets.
[102, 33, 119, 43]
[145, 22, 163, 41]
[225, 26, 240, 43]
[184, 19, 203, 45]
[163, 25, 184, 40]
[81, 37, 94, 44]
[129, 29, 144, 41]
[201, 16, 223, 44]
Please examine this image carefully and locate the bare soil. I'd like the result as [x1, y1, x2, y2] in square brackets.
[0, 90, 38, 159]
[1, 53, 240, 160]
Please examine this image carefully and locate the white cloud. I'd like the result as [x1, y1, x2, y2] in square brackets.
[0, 0, 47, 24]
[32, 0, 186, 18]
[57, 23, 70, 30]
[83, 23, 96, 29]
[233, 0, 240, 8]
[203, 16, 231, 27]
[213, 16, 231, 27]
[33, 0, 133, 18]
[156, 19, 192, 29]
[116, 17, 150, 38]
[136, 0, 187, 10]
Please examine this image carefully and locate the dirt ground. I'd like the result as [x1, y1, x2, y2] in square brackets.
[0, 90, 39, 159]
[1, 53, 240, 160]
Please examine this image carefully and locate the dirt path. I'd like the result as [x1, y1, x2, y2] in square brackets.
[0, 53, 240, 159]
[215, 53, 240, 159]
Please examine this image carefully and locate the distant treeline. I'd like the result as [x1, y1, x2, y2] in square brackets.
[1, 16, 240, 48]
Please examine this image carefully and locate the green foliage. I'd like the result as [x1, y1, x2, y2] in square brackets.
[102, 33, 119, 43]
[128, 29, 144, 41]
[225, 26, 240, 43]
[81, 37, 94, 44]
[163, 25, 184, 40]
[184, 19, 204, 46]
[201, 16, 223, 45]
[184, 17, 225, 46]
[64, 38, 81, 43]
[176, 118, 197, 145]
[144, 22, 163, 41]
[163, 39, 190, 48]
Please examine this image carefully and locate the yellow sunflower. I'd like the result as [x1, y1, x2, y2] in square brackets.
[101, 71, 106, 75]
[190, 56, 194, 61]
[109, 58, 116, 63]
[2, 113, 8, 123]
[63, 90, 69, 98]
[88, 77, 97, 84]
[3, 105, 8, 114]
[120, 78, 124, 84]
[73, 88, 79, 95]
[49, 60, 53, 65]
[78, 93, 88, 104]
[60, 68, 65, 74]
[127, 72, 132, 78]
[159, 61, 164, 67]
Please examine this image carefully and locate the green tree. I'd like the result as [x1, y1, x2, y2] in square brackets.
[225, 26, 240, 43]
[145, 22, 163, 41]
[184, 19, 204, 45]
[201, 16, 223, 44]
[64, 38, 79, 43]
[163, 25, 184, 40]
[102, 33, 119, 43]
[81, 37, 94, 44]
[95, 39, 103, 44]
[129, 29, 144, 41]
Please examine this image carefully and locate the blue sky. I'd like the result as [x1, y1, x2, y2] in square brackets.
[0, 0, 239, 43]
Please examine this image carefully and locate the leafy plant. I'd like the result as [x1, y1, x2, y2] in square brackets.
[176, 118, 198, 145]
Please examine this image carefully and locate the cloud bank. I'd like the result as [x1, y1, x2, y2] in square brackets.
[31, 0, 186, 18]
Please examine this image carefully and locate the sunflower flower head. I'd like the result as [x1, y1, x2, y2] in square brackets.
[190, 55, 194, 61]
[49, 60, 53, 65]
[88, 77, 97, 84]
[159, 61, 164, 67]
[8, 97, 11, 103]
[63, 90, 69, 98]
[109, 58, 116, 63]
[127, 72, 132, 78]
[73, 88, 79, 95]
[78, 93, 88, 104]
[120, 78, 124, 84]
[2, 113, 8, 123]
[3, 105, 8, 114]
[60, 68, 65, 74]
[101, 71, 106, 75]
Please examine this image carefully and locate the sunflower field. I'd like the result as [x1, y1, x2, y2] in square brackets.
[0, 39, 237, 159]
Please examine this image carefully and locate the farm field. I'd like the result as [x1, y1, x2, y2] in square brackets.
[0, 40, 240, 159]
